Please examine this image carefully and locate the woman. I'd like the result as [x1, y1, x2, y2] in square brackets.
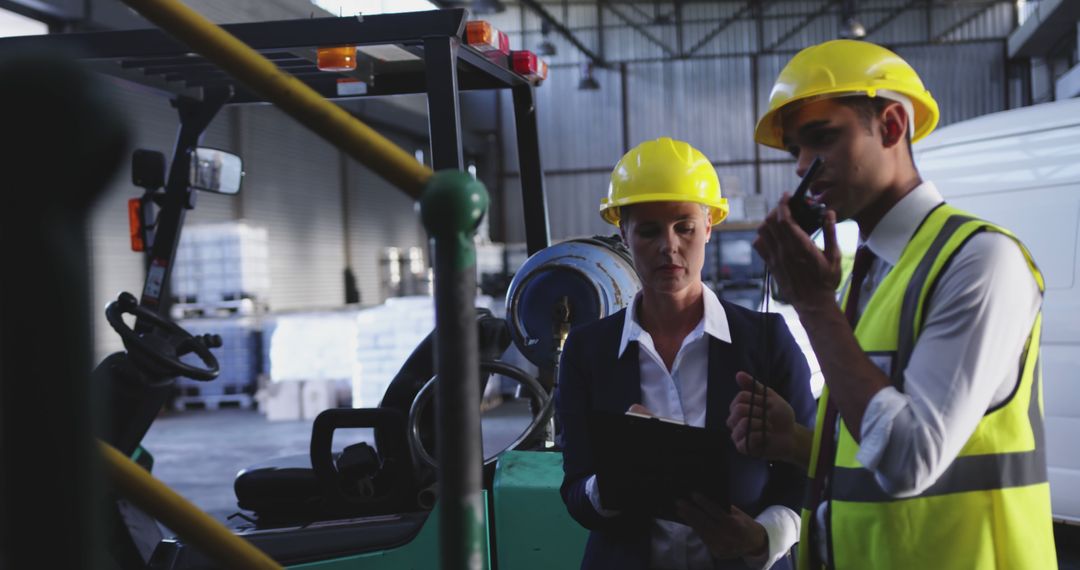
[556, 137, 815, 570]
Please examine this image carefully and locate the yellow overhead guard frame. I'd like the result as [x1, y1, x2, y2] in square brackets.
[98, 0, 456, 568]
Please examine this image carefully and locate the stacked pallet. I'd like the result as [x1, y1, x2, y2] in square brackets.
[171, 222, 270, 318]
[169, 222, 271, 410]
[175, 316, 261, 410]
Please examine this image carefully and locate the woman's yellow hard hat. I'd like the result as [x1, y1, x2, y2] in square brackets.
[601, 137, 729, 227]
[754, 39, 940, 150]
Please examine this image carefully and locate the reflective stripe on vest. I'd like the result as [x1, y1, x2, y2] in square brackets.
[832, 357, 1046, 502]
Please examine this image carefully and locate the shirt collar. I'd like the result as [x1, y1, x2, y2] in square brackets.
[617, 284, 732, 357]
[864, 181, 945, 266]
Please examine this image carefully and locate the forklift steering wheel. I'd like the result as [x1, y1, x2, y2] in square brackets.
[105, 291, 220, 381]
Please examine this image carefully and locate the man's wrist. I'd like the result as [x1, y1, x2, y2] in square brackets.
[749, 521, 769, 556]
[786, 424, 813, 471]
[792, 291, 840, 319]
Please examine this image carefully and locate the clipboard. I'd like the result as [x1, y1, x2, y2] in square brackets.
[587, 410, 730, 523]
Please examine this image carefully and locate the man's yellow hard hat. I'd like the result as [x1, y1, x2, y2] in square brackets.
[601, 137, 729, 227]
[754, 39, 940, 150]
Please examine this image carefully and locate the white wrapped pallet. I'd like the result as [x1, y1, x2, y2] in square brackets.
[351, 296, 435, 409]
[170, 221, 271, 305]
[349, 294, 494, 409]
[265, 310, 360, 384]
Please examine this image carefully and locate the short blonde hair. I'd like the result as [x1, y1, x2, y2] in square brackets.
[617, 204, 712, 226]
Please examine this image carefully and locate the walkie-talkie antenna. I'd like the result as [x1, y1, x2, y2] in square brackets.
[748, 270, 772, 456]
[748, 158, 823, 455]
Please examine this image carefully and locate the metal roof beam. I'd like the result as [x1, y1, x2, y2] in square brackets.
[686, 0, 755, 57]
[862, 0, 922, 38]
[933, 1, 1001, 43]
[518, 0, 610, 67]
[765, 0, 843, 52]
[603, 1, 677, 57]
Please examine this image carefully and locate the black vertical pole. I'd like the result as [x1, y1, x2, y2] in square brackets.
[423, 36, 487, 570]
[136, 87, 231, 330]
[426, 36, 465, 171]
[0, 53, 128, 570]
[511, 84, 551, 256]
[421, 172, 490, 570]
[619, 62, 630, 154]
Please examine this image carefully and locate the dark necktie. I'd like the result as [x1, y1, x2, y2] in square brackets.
[807, 245, 876, 567]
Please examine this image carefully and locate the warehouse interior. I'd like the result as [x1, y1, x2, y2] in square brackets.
[0, 0, 1078, 568]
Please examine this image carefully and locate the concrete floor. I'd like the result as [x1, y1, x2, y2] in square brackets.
[141, 406, 1080, 567]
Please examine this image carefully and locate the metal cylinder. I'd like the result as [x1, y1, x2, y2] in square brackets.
[505, 236, 640, 369]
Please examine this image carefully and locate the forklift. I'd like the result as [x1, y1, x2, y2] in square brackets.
[0, 7, 642, 569]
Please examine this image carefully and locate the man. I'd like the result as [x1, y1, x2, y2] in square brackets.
[732, 39, 1057, 568]
[557, 137, 815, 569]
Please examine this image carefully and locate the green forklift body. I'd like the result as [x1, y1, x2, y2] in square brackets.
[287, 493, 491, 570]
[493, 450, 587, 569]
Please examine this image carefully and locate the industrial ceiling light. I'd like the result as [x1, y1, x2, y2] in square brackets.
[838, 0, 866, 39]
[840, 17, 867, 39]
[578, 61, 600, 91]
[537, 21, 557, 57]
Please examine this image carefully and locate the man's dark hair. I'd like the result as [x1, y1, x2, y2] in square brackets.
[836, 96, 914, 162]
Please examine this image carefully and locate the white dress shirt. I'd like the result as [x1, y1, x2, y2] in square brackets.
[814, 181, 1042, 560]
[586, 285, 799, 570]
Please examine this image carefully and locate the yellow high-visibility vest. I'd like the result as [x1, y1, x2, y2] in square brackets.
[798, 203, 1057, 569]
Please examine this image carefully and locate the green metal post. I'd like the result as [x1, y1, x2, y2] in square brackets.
[420, 170, 491, 570]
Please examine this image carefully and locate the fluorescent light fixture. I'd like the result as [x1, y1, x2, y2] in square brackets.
[358, 45, 421, 61]
[312, 0, 436, 17]
[0, 8, 47, 38]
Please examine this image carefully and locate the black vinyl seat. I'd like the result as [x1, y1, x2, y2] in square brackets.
[233, 453, 329, 524]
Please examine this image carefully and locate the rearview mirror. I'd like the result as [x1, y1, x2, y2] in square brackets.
[189, 147, 243, 195]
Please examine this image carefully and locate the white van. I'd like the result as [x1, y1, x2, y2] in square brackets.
[916, 97, 1080, 525]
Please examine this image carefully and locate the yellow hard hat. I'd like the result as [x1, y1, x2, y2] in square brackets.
[601, 137, 729, 227]
[754, 39, 940, 150]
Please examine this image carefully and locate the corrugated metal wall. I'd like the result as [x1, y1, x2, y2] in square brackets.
[344, 133, 430, 306]
[234, 105, 347, 311]
[493, 0, 1017, 243]
[626, 58, 755, 162]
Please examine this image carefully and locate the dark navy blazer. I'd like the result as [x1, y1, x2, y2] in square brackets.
[556, 300, 815, 570]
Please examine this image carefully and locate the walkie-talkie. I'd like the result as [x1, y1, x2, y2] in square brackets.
[788, 156, 825, 236]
